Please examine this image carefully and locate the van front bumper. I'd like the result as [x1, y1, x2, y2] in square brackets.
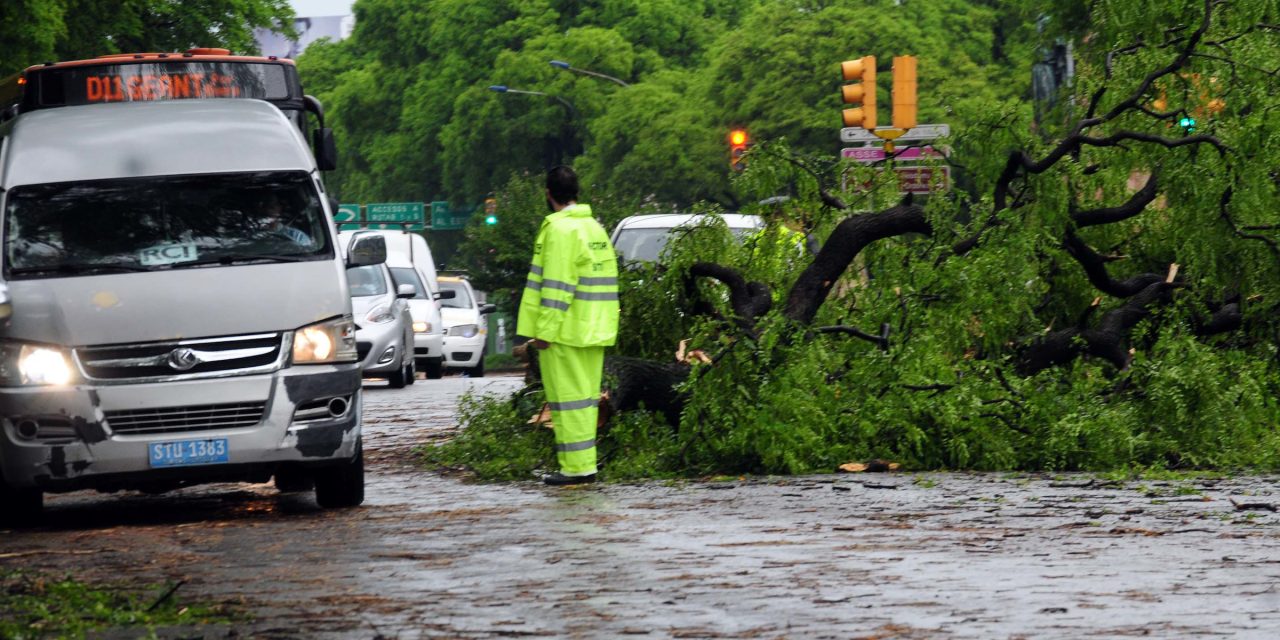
[0, 365, 361, 492]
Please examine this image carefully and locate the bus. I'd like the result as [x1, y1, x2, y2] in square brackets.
[0, 47, 335, 169]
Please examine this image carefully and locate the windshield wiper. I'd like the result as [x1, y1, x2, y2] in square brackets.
[8, 263, 155, 276]
[166, 253, 315, 269]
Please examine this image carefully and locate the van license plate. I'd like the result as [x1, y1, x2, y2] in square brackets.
[148, 438, 230, 468]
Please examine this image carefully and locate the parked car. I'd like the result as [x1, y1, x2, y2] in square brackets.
[610, 213, 765, 263]
[438, 276, 495, 377]
[344, 239, 416, 388]
[339, 229, 447, 379]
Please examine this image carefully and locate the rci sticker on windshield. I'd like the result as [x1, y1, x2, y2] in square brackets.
[139, 243, 199, 266]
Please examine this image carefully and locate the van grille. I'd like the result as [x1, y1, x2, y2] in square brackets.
[76, 333, 285, 381]
[106, 402, 267, 435]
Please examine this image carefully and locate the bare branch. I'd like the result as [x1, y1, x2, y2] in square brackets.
[1072, 173, 1160, 227]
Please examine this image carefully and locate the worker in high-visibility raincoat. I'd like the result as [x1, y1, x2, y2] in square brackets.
[517, 165, 620, 485]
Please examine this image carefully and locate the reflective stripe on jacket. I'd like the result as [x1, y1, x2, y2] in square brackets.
[516, 204, 620, 347]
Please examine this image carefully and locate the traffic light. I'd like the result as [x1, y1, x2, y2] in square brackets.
[1178, 116, 1196, 133]
[483, 197, 497, 224]
[729, 128, 749, 172]
[892, 56, 917, 130]
[841, 56, 876, 131]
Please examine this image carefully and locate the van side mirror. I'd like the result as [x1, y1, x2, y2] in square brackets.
[304, 94, 338, 171]
[396, 284, 416, 299]
[314, 128, 338, 171]
[433, 290, 457, 300]
[479, 304, 496, 315]
[347, 234, 386, 267]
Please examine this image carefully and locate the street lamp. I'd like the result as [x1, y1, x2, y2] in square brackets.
[488, 84, 579, 162]
[488, 84, 577, 119]
[548, 60, 630, 88]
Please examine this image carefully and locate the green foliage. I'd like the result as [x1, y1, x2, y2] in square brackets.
[418, 388, 554, 480]
[0, 570, 241, 639]
[1, 0, 295, 76]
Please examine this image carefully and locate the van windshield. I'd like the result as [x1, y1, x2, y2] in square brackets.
[3, 171, 331, 279]
[390, 267, 429, 300]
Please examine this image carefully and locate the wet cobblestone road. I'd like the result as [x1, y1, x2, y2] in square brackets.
[3, 373, 1280, 638]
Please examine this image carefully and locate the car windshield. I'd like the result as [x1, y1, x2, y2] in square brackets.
[439, 280, 473, 308]
[346, 265, 388, 297]
[615, 224, 758, 262]
[390, 267, 429, 300]
[3, 171, 330, 278]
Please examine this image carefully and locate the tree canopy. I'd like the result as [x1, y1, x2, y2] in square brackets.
[0, 0, 294, 77]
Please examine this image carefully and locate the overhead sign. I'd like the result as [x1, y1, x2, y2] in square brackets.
[367, 202, 424, 230]
[894, 166, 951, 194]
[840, 123, 951, 144]
[430, 201, 471, 231]
[335, 203, 361, 231]
[842, 146, 945, 163]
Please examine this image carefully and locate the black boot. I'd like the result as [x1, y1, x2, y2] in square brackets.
[542, 472, 596, 486]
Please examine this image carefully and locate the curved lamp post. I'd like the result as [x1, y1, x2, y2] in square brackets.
[488, 85, 578, 119]
[488, 84, 579, 162]
[548, 60, 630, 88]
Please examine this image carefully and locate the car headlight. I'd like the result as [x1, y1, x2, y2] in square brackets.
[365, 305, 396, 325]
[450, 324, 479, 338]
[293, 317, 358, 364]
[413, 321, 430, 333]
[0, 342, 75, 387]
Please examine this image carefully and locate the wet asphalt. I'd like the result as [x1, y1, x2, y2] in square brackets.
[2, 373, 1280, 639]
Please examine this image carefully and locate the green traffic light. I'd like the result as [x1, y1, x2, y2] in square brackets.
[484, 215, 498, 225]
[1179, 116, 1196, 131]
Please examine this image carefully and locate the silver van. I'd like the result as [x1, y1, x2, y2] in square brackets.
[0, 99, 382, 524]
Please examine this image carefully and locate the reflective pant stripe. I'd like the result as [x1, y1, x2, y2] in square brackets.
[542, 278, 577, 293]
[541, 299, 570, 311]
[578, 276, 617, 286]
[548, 398, 596, 411]
[575, 291, 619, 301]
[554, 439, 596, 453]
[529, 264, 543, 275]
[542, 344, 605, 477]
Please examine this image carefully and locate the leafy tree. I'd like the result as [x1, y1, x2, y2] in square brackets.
[433, 0, 1280, 479]
[1, 0, 294, 77]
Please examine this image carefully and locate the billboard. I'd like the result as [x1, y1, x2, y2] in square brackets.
[254, 15, 354, 59]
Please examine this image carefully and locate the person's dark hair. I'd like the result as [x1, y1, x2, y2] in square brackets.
[546, 165, 579, 204]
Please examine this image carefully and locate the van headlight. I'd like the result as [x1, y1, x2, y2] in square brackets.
[0, 343, 75, 386]
[412, 321, 430, 333]
[293, 317, 358, 364]
[365, 305, 396, 325]
[450, 324, 479, 338]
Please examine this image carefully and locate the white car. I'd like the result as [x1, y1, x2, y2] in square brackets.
[438, 276, 495, 377]
[338, 229, 447, 379]
[610, 213, 764, 263]
[346, 259, 416, 388]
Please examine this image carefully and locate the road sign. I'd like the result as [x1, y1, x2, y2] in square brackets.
[336, 203, 362, 231]
[840, 123, 950, 144]
[431, 201, 471, 231]
[367, 202, 424, 230]
[842, 146, 945, 163]
[894, 166, 950, 194]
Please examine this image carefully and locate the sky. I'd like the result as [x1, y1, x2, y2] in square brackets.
[290, 0, 354, 17]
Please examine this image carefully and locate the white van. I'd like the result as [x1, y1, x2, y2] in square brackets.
[610, 213, 765, 263]
[338, 229, 447, 379]
[0, 99, 378, 524]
